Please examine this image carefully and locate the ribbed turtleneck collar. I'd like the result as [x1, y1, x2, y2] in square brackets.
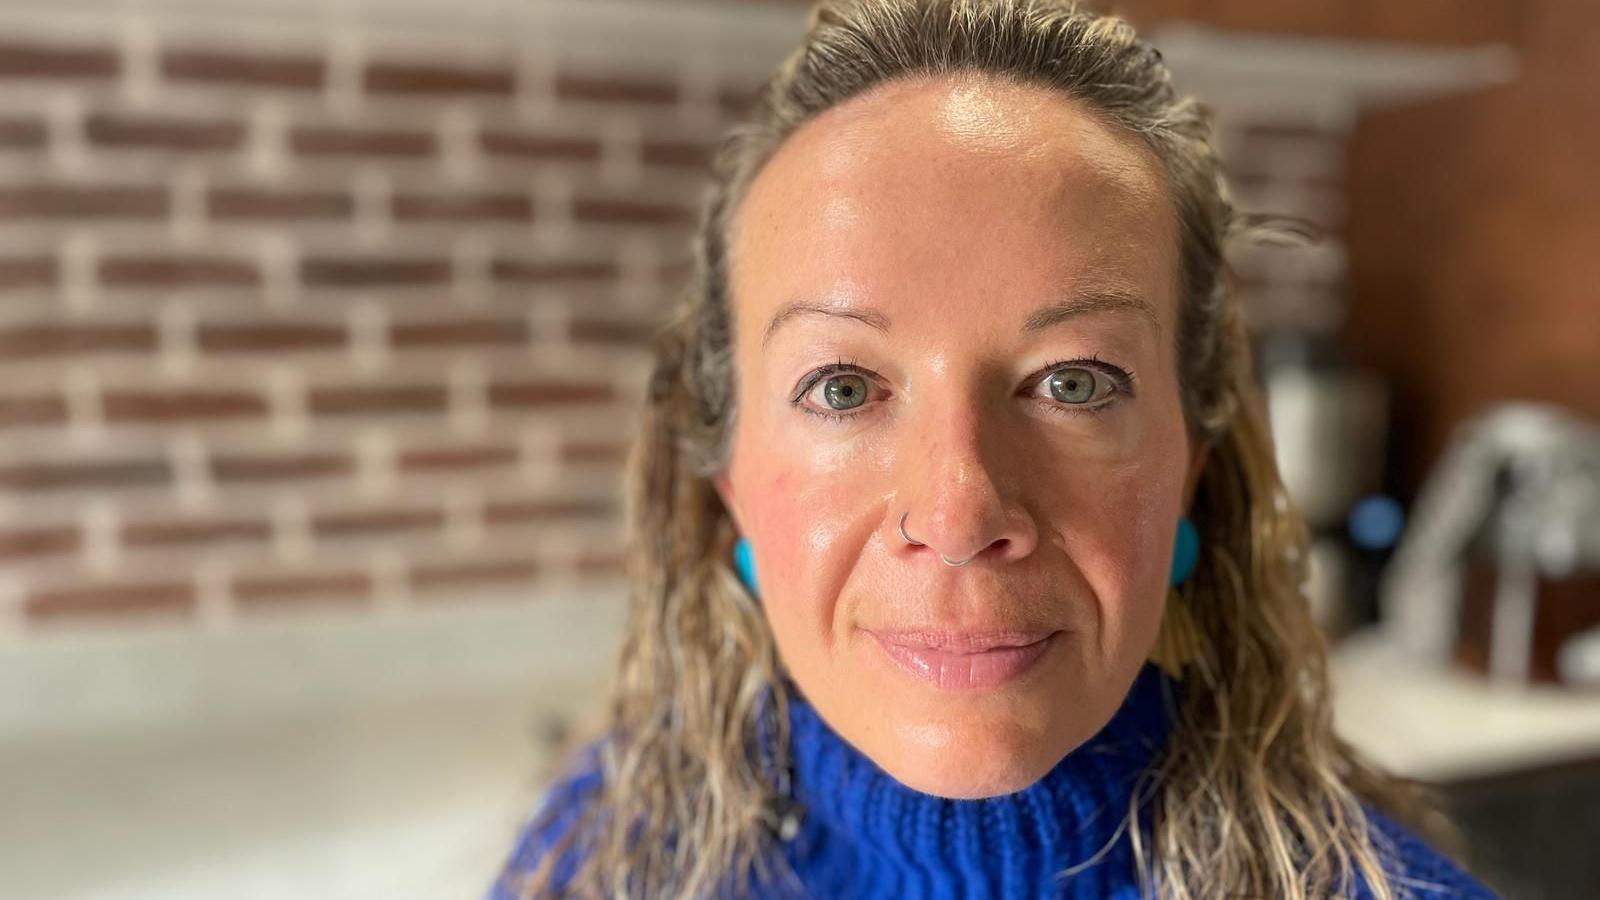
[773, 662, 1181, 900]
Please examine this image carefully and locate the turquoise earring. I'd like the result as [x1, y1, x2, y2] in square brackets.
[733, 536, 759, 598]
[1169, 516, 1199, 586]
[737, 522, 1196, 593]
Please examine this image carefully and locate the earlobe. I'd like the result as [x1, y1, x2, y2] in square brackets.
[712, 471, 742, 533]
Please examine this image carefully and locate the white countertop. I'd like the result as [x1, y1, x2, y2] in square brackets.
[0, 591, 625, 900]
[1332, 626, 1600, 783]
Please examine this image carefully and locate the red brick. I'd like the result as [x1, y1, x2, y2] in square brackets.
[555, 73, 678, 106]
[489, 381, 616, 408]
[641, 140, 713, 169]
[0, 39, 118, 80]
[101, 388, 268, 423]
[718, 85, 762, 118]
[0, 394, 67, 427]
[391, 192, 533, 222]
[400, 444, 518, 472]
[197, 322, 347, 353]
[0, 116, 48, 150]
[235, 570, 370, 608]
[659, 258, 695, 284]
[208, 187, 353, 220]
[390, 319, 528, 348]
[301, 257, 451, 288]
[84, 112, 245, 151]
[290, 125, 435, 158]
[308, 384, 449, 416]
[0, 525, 79, 561]
[559, 440, 630, 464]
[123, 515, 272, 548]
[100, 254, 259, 288]
[574, 546, 626, 576]
[0, 323, 157, 357]
[0, 183, 168, 219]
[480, 130, 603, 163]
[364, 60, 513, 96]
[484, 497, 615, 524]
[571, 197, 693, 226]
[161, 48, 324, 90]
[315, 506, 445, 538]
[28, 579, 195, 622]
[211, 451, 351, 482]
[0, 255, 57, 289]
[491, 258, 618, 283]
[0, 458, 170, 491]
[570, 317, 658, 346]
[411, 556, 540, 591]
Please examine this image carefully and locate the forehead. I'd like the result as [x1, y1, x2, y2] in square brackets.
[729, 73, 1178, 342]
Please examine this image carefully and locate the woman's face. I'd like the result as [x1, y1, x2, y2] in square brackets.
[712, 74, 1206, 799]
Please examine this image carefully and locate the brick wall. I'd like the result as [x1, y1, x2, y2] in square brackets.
[0, 0, 804, 635]
[0, 0, 1368, 639]
[1344, 0, 1599, 495]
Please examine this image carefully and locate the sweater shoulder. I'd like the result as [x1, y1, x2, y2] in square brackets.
[1361, 804, 1500, 899]
[486, 741, 606, 900]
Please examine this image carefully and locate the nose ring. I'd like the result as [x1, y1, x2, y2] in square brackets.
[898, 511, 977, 568]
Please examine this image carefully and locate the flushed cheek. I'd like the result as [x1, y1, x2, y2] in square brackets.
[737, 490, 817, 670]
[756, 527, 868, 690]
[751, 413, 886, 546]
[741, 470, 803, 587]
[740, 461, 871, 637]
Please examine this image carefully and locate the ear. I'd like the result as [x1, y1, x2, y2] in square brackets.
[712, 470, 743, 535]
[1181, 439, 1210, 512]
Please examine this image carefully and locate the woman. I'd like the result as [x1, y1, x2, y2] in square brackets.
[492, 1, 1497, 897]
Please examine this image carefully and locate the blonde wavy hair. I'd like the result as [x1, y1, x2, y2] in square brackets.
[510, 1, 1461, 897]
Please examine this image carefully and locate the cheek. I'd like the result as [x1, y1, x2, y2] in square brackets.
[733, 449, 878, 682]
[1046, 447, 1186, 646]
[1059, 470, 1158, 573]
[732, 437, 865, 611]
[745, 470, 810, 595]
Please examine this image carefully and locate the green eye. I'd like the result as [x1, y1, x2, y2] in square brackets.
[821, 374, 869, 410]
[1047, 367, 1100, 404]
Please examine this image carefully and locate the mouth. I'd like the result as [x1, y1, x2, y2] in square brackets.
[864, 628, 1061, 691]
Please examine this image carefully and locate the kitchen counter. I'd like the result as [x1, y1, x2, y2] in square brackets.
[0, 591, 625, 900]
[1332, 626, 1600, 783]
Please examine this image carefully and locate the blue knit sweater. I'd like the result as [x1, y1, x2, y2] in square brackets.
[489, 663, 1498, 898]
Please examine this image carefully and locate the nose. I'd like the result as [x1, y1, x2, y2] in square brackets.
[890, 399, 1038, 568]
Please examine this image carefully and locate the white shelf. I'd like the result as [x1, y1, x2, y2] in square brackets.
[1150, 23, 1518, 126]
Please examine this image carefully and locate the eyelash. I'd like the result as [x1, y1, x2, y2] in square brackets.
[790, 355, 1137, 423]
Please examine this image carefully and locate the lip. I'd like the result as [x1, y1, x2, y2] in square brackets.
[865, 628, 1060, 691]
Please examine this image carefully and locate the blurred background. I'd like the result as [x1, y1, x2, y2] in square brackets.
[0, 0, 1593, 898]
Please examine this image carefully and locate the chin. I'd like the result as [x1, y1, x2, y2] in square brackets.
[875, 711, 1067, 799]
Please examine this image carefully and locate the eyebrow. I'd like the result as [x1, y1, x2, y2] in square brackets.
[759, 287, 1161, 349]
